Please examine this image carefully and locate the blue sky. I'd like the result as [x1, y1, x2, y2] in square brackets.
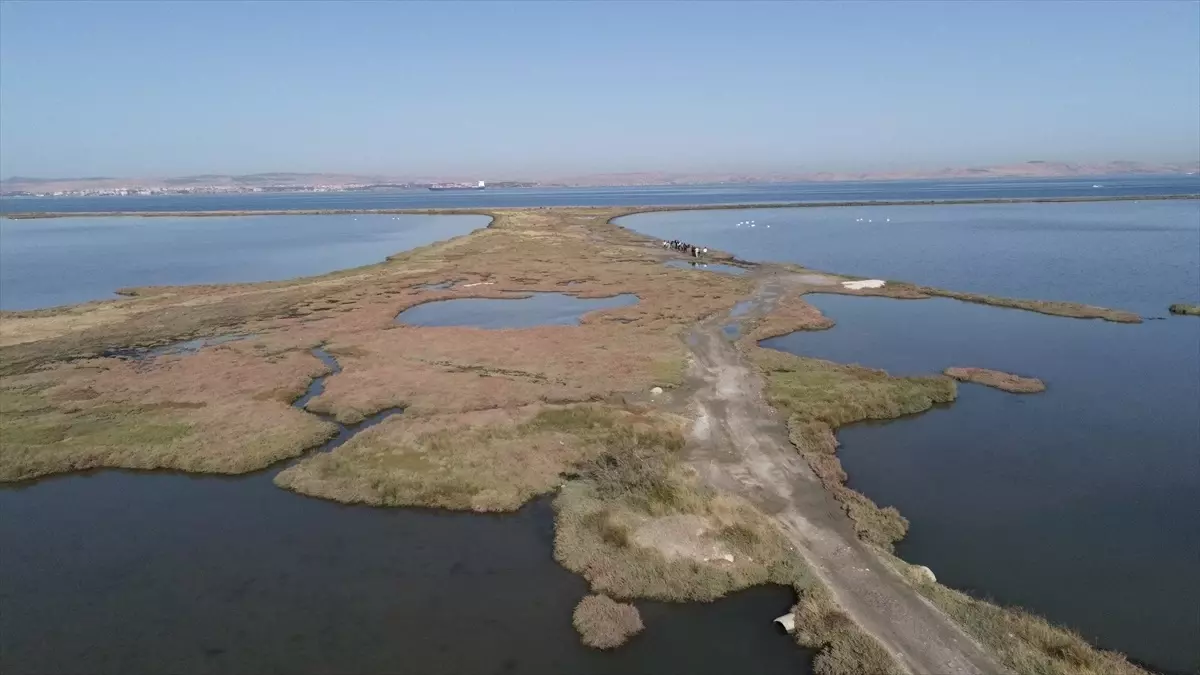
[1, 1, 1197, 178]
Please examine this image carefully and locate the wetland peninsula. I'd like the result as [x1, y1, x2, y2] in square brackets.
[2, 202, 1194, 675]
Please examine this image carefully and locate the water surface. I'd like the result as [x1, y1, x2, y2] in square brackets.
[397, 293, 639, 328]
[3, 175, 1197, 213]
[0, 214, 489, 310]
[620, 200, 1200, 314]
[0, 472, 808, 675]
[763, 295, 1200, 673]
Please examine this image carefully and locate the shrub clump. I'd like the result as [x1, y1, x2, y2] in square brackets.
[572, 595, 644, 649]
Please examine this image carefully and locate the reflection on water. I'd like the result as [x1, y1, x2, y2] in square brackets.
[763, 294, 1200, 673]
[397, 293, 639, 329]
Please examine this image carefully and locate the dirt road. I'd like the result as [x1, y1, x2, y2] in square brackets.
[684, 276, 1008, 675]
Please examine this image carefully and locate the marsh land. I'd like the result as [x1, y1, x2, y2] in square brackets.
[2, 200, 1195, 674]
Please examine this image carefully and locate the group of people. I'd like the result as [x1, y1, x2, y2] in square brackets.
[662, 239, 709, 257]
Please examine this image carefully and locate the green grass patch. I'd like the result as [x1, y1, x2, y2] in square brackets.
[753, 348, 954, 549]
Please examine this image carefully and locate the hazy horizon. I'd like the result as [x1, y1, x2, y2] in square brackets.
[2, 1, 1198, 178]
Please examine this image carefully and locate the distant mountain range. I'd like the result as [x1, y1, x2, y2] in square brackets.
[2, 161, 1196, 194]
[546, 161, 1200, 187]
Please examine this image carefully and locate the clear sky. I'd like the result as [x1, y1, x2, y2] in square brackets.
[1, 0, 1197, 179]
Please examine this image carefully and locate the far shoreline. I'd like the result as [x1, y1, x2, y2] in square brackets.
[3, 192, 1198, 219]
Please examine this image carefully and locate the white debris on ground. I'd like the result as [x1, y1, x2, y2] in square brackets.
[841, 279, 886, 290]
[914, 565, 937, 584]
[461, 281, 495, 288]
[650, 387, 663, 395]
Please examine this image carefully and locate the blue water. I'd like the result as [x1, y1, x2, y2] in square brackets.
[3, 175, 1197, 214]
[397, 293, 639, 328]
[764, 297, 1200, 674]
[0, 473, 807, 675]
[618, 199, 1200, 315]
[0, 214, 490, 310]
[617, 202, 1200, 672]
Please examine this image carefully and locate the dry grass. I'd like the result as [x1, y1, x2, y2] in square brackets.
[275, 405, 663, 512]
[0, 341, 336, 481]
[551, 408, 813, 601]
[572, 595, 644, 649]
[922, 287, 1142, 323]
[790, 585, 905, 675]
[944, 366, 1046, 393]
[743, 290, 835, 342]
[0, 208, 751, 481]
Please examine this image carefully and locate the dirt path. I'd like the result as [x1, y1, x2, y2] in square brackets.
[684, 275, 1008, 675]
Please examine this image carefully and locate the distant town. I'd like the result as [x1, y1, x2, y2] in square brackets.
[1, 161, 1196, 197]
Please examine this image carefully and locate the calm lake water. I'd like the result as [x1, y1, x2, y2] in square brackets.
[619, 199, 1200, 315]
[397, 293, 640, 328]
[3, 175, 1198, 214]
[622, 201, 1200, 673]
[0, 214, 490, 310]
[0, 472, 806, 675]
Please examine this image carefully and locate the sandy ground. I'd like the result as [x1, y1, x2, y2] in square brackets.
[683, 275, 1009, 675]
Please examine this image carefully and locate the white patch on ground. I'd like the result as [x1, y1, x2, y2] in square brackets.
[691, 407, 713, 441]
[632, 514, 735, 563]
[795, 273, 839, 286]
[461, 282, 496, 288]
[841, 279, 886, 290]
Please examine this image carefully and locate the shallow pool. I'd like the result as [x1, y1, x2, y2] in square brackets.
[396, 293, 639, 329]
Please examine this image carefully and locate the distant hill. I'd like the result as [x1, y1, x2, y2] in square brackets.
[548, 161, 1200, 187]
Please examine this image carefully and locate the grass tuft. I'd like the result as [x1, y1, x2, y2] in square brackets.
[572, 595, 644, 649]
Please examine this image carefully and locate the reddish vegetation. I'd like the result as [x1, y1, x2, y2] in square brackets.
[944, 367, 1046, 393]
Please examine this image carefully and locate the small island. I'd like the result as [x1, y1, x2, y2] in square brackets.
[1168, 303, 1200, 316]
[573, 595, 644, 649]
[944, 367, 1047, 393]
